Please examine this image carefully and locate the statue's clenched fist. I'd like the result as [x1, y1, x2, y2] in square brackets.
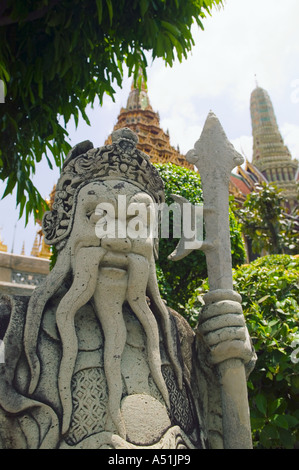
[197, 291, 256, 371]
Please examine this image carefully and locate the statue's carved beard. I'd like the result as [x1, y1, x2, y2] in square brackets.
[24, 243, 183, 440]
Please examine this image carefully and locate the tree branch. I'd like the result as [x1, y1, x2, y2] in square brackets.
[0, 1, 8, 17]
[0, 0, 60, 26]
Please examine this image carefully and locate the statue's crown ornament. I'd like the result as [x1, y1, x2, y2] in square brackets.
[42, 127, 165, 248]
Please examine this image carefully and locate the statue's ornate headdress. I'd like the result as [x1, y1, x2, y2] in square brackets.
[42, 128, 165, 248]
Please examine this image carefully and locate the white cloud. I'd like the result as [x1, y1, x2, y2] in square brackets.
[1, 0, 298, 255]
[148, 0, 299, 125]
[144, 0, 299, 162]
[231, 135, 253, 163]
[160, 115, 203, 155]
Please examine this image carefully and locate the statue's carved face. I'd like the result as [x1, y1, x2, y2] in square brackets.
[70, 180, 156, 263]
[52, 179, 180, 437]
[25, 179, 182, 439]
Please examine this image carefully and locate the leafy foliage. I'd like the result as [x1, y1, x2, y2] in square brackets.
[154, 163, 246, 317]
[238, 183, 299, 256]
[195, 254, 299, 448]
[233, 255, 299, 449]
[0, 0, 223, 221]
[155, 166, 299, 448]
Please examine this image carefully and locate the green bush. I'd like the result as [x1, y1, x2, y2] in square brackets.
[237, 182, 299, 256]
[154, 163, 246, 315]
[193, 254, 299, 448]
[233, 255, 299, 448]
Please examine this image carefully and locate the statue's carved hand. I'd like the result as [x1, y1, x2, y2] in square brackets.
[197, 299, 255, 368]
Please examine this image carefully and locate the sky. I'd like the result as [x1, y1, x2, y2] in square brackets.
[0, 0, 299, 256]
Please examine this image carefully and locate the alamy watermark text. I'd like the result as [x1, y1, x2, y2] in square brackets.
[94, 195, 204, 249]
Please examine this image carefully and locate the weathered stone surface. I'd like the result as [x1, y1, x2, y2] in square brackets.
[121, 394, 171, 445]
[0, 126, 256, 449]
[186, 112, 256, 448]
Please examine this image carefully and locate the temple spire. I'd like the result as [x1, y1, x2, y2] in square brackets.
[105, 74, 193, 169]
[126, 72, 151, 111]
[250, 85, 298, 205]
[31, 232, 40, 257]
[0, 229, 7, 253]
[38, 236, 51, 259]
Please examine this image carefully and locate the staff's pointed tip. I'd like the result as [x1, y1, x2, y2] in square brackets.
[205, 109, 217, 123]
[190, 110, 244, 172]
[207, 109, 221, 120]
[202, 110, 225, 135]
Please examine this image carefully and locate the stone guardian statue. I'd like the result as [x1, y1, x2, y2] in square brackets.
[0, 127, 256, 449]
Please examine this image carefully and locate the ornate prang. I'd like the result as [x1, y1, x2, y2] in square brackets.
[250, 85, 298, 205]
[104, 77, 193, 170]
[43, 128, 165, 248]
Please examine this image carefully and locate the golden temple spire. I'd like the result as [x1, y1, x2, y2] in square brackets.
[31, 232, 41, 257]
[104, 74, 193, 170]
[38, 236, 51, 259]
[126, 72, 151, 112]
[0, 229, 7, 253]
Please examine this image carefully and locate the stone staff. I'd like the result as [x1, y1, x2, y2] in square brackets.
[170, 111, 253, 449]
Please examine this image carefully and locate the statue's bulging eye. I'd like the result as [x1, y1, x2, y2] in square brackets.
[86, 208, 107, 225]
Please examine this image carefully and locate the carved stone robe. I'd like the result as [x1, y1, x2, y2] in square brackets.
[0, 292, 222, 449]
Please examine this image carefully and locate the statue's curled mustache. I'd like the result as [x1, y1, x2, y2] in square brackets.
[23, 240, 183, 439]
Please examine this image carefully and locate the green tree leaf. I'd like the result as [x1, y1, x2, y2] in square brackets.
[140, 0, 149, 17]
[0, 0, 224, 218]
[231, 254, 299, 448]
[272, 414, 289, 430]
[96, 0, 103, 23]
[105, 0, 113, 26]
[255, 394, 267, 416]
